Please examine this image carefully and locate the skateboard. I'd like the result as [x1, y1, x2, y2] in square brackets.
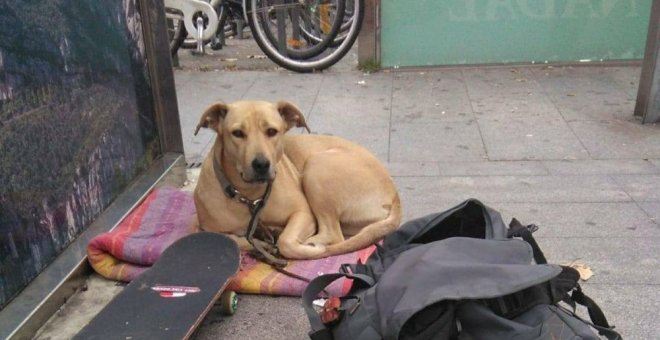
[75, 232, 240, 340]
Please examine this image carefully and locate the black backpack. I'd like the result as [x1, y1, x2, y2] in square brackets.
[303, 199, 622, 340]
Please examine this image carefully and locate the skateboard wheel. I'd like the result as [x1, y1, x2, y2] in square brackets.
[219, 291, 237, 315]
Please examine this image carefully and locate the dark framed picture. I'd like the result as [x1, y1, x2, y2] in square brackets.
[0, 0, 180, 309]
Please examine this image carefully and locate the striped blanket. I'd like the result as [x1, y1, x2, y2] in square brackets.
[87, 187, 375, 296]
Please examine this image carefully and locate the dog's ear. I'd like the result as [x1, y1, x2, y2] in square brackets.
[276, 100, 310, 133]
[195, 102, 229, 135]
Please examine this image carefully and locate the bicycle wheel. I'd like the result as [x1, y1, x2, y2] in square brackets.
[166, 7, 186, 56]
[248, 0, 363, 73]
[300, 0, 355, 48]
[255, 0, 344, 60]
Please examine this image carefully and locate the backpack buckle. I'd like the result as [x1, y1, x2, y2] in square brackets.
[319, 295, 362, 326]
[320, 297, 343, 326]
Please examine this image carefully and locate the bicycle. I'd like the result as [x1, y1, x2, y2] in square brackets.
[165, 0, 220, 55]
[175, 0, 270, 51]
[168, 0, 341, 58]
[165, 0, 364, 73]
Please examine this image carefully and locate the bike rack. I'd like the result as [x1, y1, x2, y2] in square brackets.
[164, 0, 219, 41]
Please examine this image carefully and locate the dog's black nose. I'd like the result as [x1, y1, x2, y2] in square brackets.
[252, 156, 270, 175]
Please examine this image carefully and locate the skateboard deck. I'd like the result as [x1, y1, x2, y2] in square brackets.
[75, 232, 240, 340]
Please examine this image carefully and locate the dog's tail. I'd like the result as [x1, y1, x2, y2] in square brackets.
[321, 194, 402, 258]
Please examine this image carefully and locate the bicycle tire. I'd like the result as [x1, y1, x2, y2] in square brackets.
[255, 0, 345, 60]
[300, 0, 355, 48]
[248, 0, 364, 73]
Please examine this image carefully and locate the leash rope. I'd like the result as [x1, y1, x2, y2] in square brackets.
[212, 154, 314, 283]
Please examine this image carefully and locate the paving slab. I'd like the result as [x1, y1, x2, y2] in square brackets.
[478, 118, 589, 160]
[611, 174, 660, 202]
[536, 236, 660, 284]
[494, 202, 660, 237]
[436, 160, 548, 176]
[606, 66, 643, 97]
[637, 202, 660, 223]
[394, 175, 631, 222]
[391, 70, 475, 124]
[175, 69, 258, 100]
[531, 66, 637, 122]
[461, 67, 540, 94]
[569, 120, 660, 159]
[542, 159, 659, 175]
[195, 295, 307, 340]
[390, 121, 486, 162]
[304, 72, 393, 161]
[310, 71, 393, 99]
[386, 162, 440, 177]
[463, 68, 564, 121]
[398, 175, 631, 204]
[241, 73, 325, 114]
[34, 275, 124, 340]
[308, 94, 392, 161]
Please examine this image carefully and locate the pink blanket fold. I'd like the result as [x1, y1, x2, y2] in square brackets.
[87, 187, 374, 296]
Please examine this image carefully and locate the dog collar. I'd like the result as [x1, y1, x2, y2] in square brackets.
[212, 154, 271, 211]
[212, 154, 284, 266]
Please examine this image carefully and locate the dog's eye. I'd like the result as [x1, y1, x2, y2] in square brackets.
[266, 128, 278, 137]
[231, 130, 245, 138]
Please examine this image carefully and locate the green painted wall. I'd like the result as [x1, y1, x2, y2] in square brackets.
[381, 0, 652, 67]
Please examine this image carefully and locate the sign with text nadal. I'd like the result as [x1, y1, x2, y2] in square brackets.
[381, 0, 651, 67]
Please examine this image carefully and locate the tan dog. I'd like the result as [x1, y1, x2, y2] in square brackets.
[193, 100, 401, 259]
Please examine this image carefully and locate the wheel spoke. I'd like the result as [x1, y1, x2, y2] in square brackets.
[248, 0, 364, 72]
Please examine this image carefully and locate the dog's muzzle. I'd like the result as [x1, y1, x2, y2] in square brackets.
[251, 156, 271, 182]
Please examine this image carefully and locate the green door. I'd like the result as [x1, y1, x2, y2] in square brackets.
[380, 0, 652, 67]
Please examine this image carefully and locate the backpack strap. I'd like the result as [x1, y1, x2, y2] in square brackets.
[340, 263, 372, 276]
[303, 272, 375, 340]
[507, 218, 547, 264]
[507, 218, 621, 339]
[339, 263, 375, 291]
[570, 285, 622, 339]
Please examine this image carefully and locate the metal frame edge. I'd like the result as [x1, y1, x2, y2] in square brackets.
[0, 153, 184, 340]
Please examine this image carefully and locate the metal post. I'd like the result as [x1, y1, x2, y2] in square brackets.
[237, 18, 245, 39]
[634, 0, 660, 124]
[211, 28, 223, 50]
[291, 6, 300, 41]
[276, 0, 287, 55]
[358, 0, 380, 67]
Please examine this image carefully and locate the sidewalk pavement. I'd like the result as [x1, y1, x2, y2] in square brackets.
[35, 37, 660, 339]
[175, 39, 659, 340]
